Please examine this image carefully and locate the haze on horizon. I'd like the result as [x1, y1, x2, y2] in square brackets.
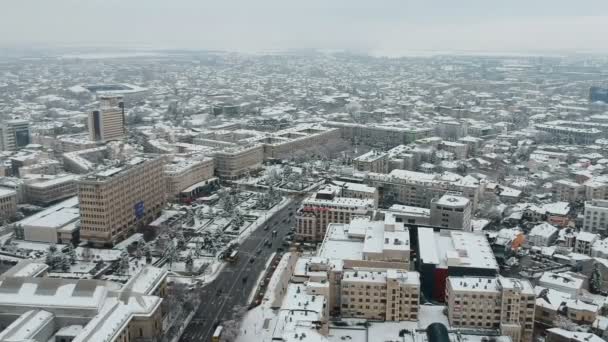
[2, 0, 608, 56]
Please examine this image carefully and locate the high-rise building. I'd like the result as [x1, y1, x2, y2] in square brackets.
[0, 119, 31, 151]
[446, 276, 535, 342]
[78, 157, 165, 246]
[88, 96, 126, 142]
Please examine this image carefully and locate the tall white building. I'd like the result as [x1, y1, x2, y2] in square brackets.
[88, 96, 126, 142]
[583, 199, 608, 234]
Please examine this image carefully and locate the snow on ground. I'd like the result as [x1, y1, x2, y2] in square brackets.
[418, 305, 450, 329]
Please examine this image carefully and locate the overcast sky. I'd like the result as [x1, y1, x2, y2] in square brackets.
[2, 0, 608, 55]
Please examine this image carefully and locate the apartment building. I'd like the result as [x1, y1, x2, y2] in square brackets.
[23, 174, 79, 205]
[441, 141, 469, 160]
[527, 222, 559, 247]
[88, 95, 126, 142]
[553, 179, 585, 203]
[367, 169, 481, 210]
[0, 187, 17, 221]
[340, 269, 419, 321]
[446, 276, 535, 342]
[295, 193, 375, 242]
[429, 193, 472, 230]
[583, 199, 608, 234]
[575, 232, 600, 256]
[78, 157, 165, 246]
[353, 150, 389, 174]
[213, 144, 264, 179]
[164, 156, 214, 197]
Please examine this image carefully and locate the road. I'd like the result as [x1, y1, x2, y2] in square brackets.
[180, 196, 303, 342]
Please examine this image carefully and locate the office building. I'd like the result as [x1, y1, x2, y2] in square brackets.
[583, 199, 608, 234]
[88, 96, 126, 142]
[23, 174, 79, 205]
[0, 120, 31, 151]
[213, 145, 264, 180]
[429, 194, 472, 231]
[446, 276, 535, 342]
[78, 157, 165, 246]
[164, 156, 215, 198]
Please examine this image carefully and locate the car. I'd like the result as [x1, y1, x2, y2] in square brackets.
[256, 249, 262, 255]
[263, 226, 269, 231]
[249, 257, 255, 263]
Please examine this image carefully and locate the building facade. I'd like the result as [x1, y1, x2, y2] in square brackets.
[0, 120, 31, 151]
[78, 157, 165, 246]
[88, 96, 126, 142]
[164, 157, 214, 197]
[429, 194, 472, 230]
[0, 188, 17, 221]
[295, 194, 374, 241]
[446, 276, 535, 342]
[340, 270, 419, 321]
[583, 199, 608, 234]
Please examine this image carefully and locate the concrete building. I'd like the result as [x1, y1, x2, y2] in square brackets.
[538, 272, 584, 298]
[583, 199, 608, 234]
[441, 141, 468, 160]
[0, 120, 31, 151]
[554, 179, 586, 203]
[384, 204, 431, 226]
[88, 96, 126, 142]
[546, 328, 604, 342]
[213, 145, 264, 180]
[340, 269, 419, 321]
[330, 181, 379, 207]
[318, 216, 411, 270]
[14, 197, 80, 244]
[353, 150, 389, 174]
[78, 157, 165, 246]
[23, 174, 79, 205]
[0, 188, 17, 221]
[367, 170, 481, 210]
[295, 191, 375, 242]
[0, 263, 166, 342]
[527, 222, 559, 247]
[164, 156, 215, 197]
[446, 276, 535, 342]
[429, 194, 472, 231]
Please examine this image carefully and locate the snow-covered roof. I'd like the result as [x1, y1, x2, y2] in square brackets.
[529, 222, 558, 238]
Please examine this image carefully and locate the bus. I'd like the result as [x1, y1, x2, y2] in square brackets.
[211, 325, 223, 342]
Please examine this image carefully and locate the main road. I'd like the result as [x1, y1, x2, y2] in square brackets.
[180, 195, 304, 342]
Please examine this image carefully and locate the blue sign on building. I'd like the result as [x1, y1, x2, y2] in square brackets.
[134, 201, 145, 219]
